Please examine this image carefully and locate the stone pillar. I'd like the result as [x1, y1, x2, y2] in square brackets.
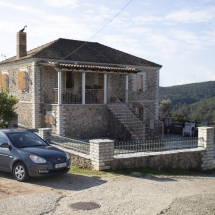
[57, 105, 65, 135]
[125, 74, 128, 103]
[82, 72, 86, 104]
[198, 127, 214, 170]
[32, 62, 41, 128]
[38, 128, 52, 142]
[90, 139, 114, 170]
[104, 73, 107, 104]
[58, 71, 62, 105]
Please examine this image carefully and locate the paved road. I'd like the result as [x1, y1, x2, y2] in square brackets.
[0, 172, 215, 215]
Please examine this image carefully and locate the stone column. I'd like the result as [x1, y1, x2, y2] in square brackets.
[82, 72, 86, 104]
[38, 128, 52, 142]
[125, 74, 128, 103]
[90, 139, 114, 170]
[58, 71, 62, 105]
[104, 73, 107, 104]
[198, 127, 214, 170]
[32, 61, 41, 128]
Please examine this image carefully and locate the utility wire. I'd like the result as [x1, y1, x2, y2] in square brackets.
[57, 0, 133, 63]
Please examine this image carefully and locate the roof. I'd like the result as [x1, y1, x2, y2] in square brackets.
[0, 38, 162, 68]
[39, 61, 141, 73]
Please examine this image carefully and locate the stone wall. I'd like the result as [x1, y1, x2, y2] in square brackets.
[62, 104, 109, 138]
[40, 67, 58, 103]
[17, 102, 33, 127]
[37, 127, 214, 171]
[108, 149, 204, 170]
[0, 59, 39, 128]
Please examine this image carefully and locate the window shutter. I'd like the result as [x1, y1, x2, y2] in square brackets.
[18, 71, 26, 90]
[98, 73, 104, 88]
[22, 72, 26, 90]
[136, 74, 142, 91]
[0, 74, 3, 90]
[3, 74, 7, 90]
[18, 72, 23, 90]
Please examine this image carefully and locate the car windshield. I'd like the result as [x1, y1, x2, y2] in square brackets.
[7, 132, 48, 148]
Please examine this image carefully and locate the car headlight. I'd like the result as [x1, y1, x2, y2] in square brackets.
[65, 152, 70, 160]
[29, 155, 46, 163]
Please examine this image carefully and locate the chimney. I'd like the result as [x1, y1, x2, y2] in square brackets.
[17, 32, 27, 59]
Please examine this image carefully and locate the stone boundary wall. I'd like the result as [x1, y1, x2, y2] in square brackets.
[37, 127, 214, 171]
[108, 149, 204, 170]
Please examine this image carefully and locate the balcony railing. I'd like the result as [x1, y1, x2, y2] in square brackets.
[53, 89, 104, 104]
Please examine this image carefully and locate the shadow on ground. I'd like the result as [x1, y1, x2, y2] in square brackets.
[0, 171, 107, 192]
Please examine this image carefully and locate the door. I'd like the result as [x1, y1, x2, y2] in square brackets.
[0, 133, 13, 171]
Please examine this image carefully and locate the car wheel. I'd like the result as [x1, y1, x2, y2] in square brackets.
[13, 162, 29, 182]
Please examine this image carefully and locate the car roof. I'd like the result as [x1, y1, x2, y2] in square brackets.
[0, 129, 29, 134]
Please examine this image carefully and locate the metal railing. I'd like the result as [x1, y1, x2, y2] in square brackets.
[108, 92, 145, 140]
[50, 134, 90, 154]
[114, 137, 203, 155]
[128, 92, 164, 139]
[54, 89, 104, 104]
[85, 89, 104, 104]
[142, 103, 164, 139]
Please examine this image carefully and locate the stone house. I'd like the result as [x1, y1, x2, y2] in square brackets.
[0, 31, 163, 140]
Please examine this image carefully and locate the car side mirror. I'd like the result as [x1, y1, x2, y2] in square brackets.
[0, 143, 11, 149]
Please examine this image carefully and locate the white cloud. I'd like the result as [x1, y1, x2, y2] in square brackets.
[44, 0, 79, 8]
[0, 1, 44, 16]
[132, 15, 162, 24]
[86, 10, 94, 14]
[165, 7, 215, 23]
[132, 7, 215, 25]
[83, 3, 96, 8]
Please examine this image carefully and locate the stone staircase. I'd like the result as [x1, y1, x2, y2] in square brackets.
[108, 103, 145, 141]
[108, 103, 162, 140]
[126, 106, 160, 140]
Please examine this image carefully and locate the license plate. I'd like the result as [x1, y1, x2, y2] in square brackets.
[55, 162, 67, 169]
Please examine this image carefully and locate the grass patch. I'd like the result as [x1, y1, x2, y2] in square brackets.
[105, 168, 205, 177]
[68, 165, 215, 178]
[68, 165, 108, 176]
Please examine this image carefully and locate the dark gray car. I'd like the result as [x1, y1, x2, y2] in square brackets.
[0, 130, 70, 182]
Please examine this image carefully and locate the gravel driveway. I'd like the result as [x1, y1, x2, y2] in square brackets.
[1, 171, 215, 215]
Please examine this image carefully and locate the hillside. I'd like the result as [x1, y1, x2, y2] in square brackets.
[172, 96, 215, 125]
[159, 81, 215, 111]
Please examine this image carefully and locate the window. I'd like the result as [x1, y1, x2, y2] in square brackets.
[66, 71, 74, 89]
[136, 74, 143, 91]
[18, 71, 27, 90]
[0, 73, 9, 90]
[98, 73, 104, 89]
[0, 133, 8, 144]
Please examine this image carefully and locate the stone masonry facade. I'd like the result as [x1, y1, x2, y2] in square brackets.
[0, 56, 160, 139]
[0, 59, 36, 128]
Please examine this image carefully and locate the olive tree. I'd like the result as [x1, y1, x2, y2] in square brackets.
[0, 90, 18, 128]
[159, 99, 172, 119]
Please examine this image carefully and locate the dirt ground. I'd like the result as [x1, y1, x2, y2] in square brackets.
[1, 171, 215, 215]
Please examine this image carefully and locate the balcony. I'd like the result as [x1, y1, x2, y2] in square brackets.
[53, 89, 104, 104]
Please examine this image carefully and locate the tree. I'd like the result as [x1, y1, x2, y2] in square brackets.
[0, 90, 18, 128]
[159, 99, 172, 119]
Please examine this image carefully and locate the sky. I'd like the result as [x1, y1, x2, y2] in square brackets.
[0, 0, 214, 87]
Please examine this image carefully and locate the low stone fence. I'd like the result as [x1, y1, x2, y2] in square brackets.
[37, 127, 214, 171]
